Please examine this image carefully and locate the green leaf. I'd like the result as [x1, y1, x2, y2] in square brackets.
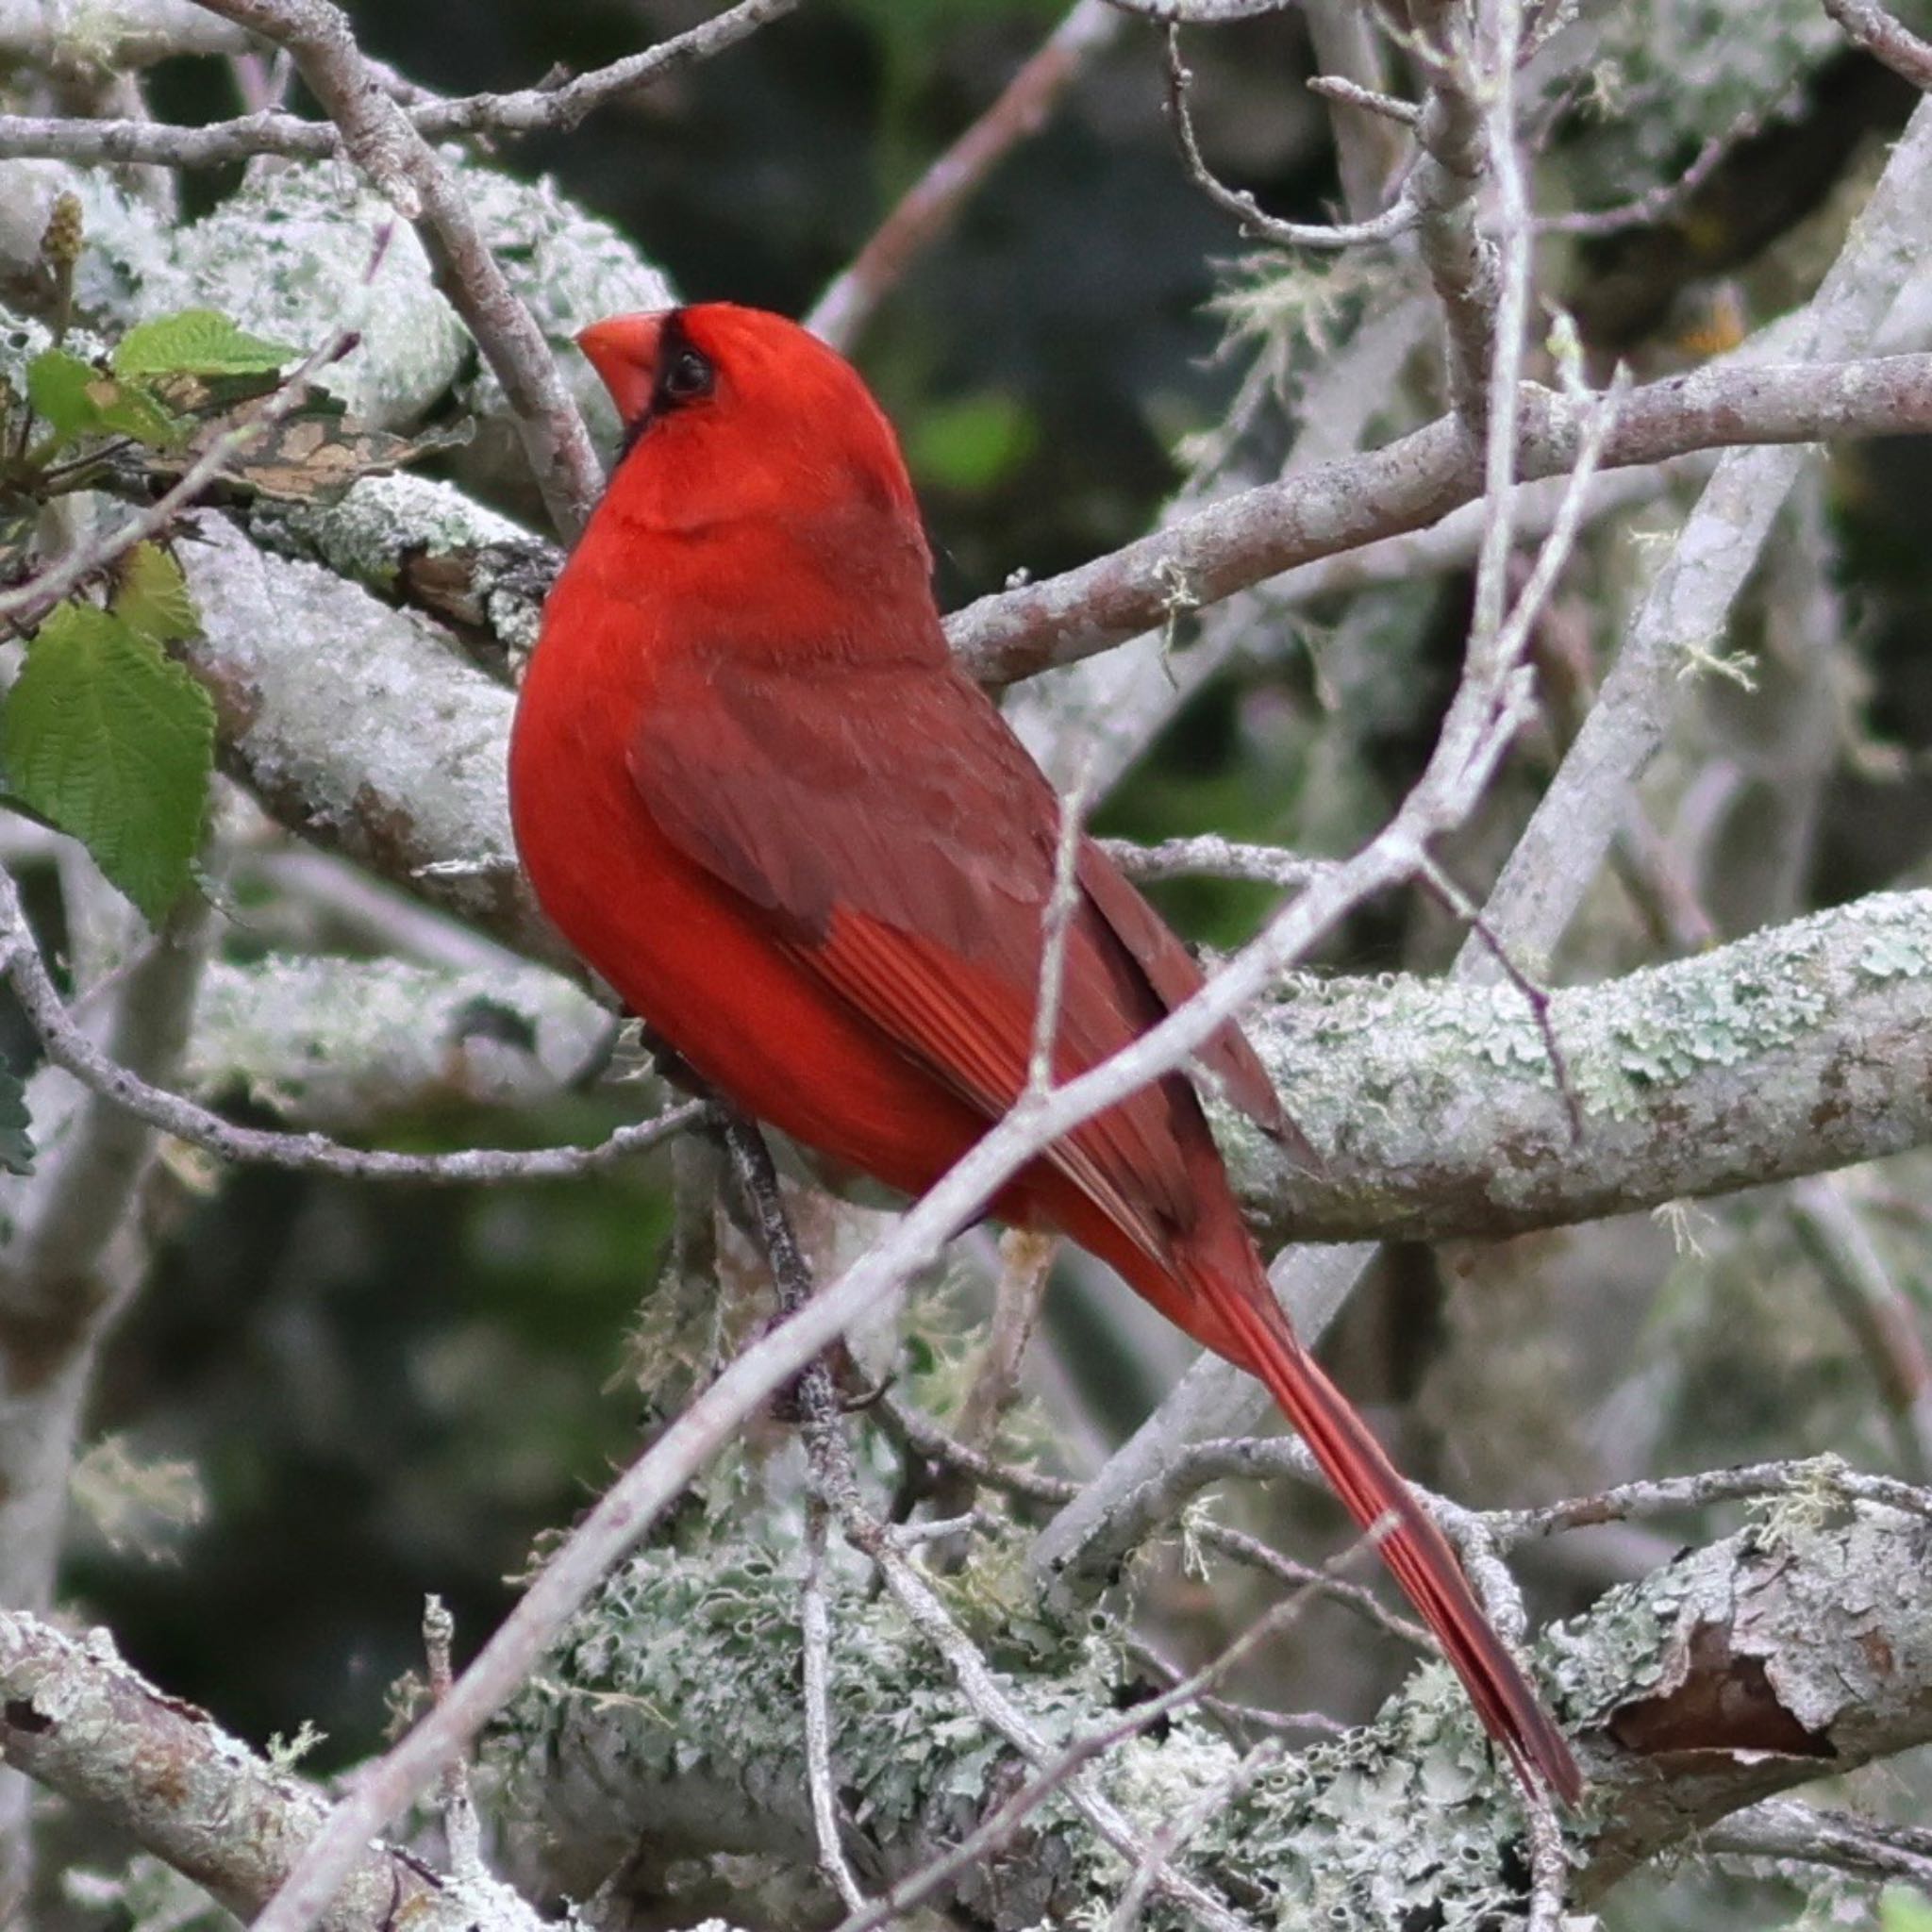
[111, 543, 198, 645]
[25, 348, 103, 441]
[25, 348, 179, 449]
[0, 601, 214, 924]
[0, 1066, 31, 1176]
[112, 308, 294, 380]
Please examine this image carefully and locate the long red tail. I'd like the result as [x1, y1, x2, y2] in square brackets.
[1192, 1256, 1583, 1804]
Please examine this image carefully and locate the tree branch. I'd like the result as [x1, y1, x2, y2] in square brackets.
[1217, 889, 1932, 1244]
[946, 350, 1932, 684]
[808, 0, 1122, 352]
[0, 1607, 546, 1932]
[0, 0, 800, 165]
[492, 1489, 1932, 1926]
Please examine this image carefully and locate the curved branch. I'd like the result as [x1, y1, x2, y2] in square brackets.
[186, 0, 602, 535]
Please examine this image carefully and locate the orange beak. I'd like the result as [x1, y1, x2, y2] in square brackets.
[575, 312, 668, 424]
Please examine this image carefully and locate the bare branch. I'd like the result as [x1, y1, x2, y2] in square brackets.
[1706, 1796, 1932, 1889]
[947, 350, 1932, 684]
[800, 1504, 869, 1913]
[1101, 833, 1336, 891]
[1821, 0, 1932, 90]
[1162, 27, 1418, 250]
[1306, 72, 1420, 127]
[0, 866, 705, 1182]
[1100, 0, 1294, 19]
[0, 0, 801, 166]
[808, 0, 1121, 351]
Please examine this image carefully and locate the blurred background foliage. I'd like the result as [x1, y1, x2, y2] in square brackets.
[15, 0, 1932, 1921]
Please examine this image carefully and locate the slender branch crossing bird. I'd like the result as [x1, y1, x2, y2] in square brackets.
[508, 301, 1582, 1804]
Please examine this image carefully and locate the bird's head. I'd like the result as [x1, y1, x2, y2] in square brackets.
[575, 304, 927, 568]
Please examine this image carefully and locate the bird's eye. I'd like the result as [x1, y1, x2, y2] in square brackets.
[660, 345, 714, 405]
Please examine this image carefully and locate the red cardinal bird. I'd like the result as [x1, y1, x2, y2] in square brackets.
[508, 303, 1580, 1803]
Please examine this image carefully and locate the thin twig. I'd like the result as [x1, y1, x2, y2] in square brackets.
[0, 0, 801, 167]
[422, 1596, 481, 1879]
[1705, 1796, 1932, 1888]
[1162, 27, 1417, 250]
[1536, 102, 1768, 237]
[1821, 0, 1932, 90]
[1467, 0, 1531, 649]
[1030, 755, 1098, 1093]
[1416, 854, 1585, 1145]
[1195, 1517, 1429, 1651]
[187, 0, 602, 535]
[1101, 833, 1336, 891]
[1484, 1454, 1932, 1550]
[1102, 0, 1302, 19]
[1524, 1782, 1569, 1932]
[877, 1391, 1080, 1505]
[1107, 1740, 1285, 1932]
[1307, 72, 1420, 126]
[808, 0, 1121, 351]
[801, 1502, 869, 1912]
[0, 866, 706, 1181]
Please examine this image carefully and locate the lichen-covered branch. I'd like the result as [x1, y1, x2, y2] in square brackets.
[488, 1491, 1932, 1925]
[1218, 890, 1932, 1244]
[174, 514, 551, 957]
[186, 954, 609, 1128]
[0, 1608, 546, 1932]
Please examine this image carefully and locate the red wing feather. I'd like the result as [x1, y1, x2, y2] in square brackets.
[628, 646, 1279, 1252]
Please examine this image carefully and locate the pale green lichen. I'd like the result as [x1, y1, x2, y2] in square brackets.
[250, 471, 558, 658]
[1246, 891, 1932, 1141]
[186, 955, 606, 1127]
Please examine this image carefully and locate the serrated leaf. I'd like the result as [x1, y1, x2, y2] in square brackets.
[91, 380, 181, 448]
[111, 543, 198, 645]
[0, 602, 214, 924]
[113, 308, 294, 380]
[25, 348, 179, 449]
[25, 348, 102, 441]
[0, 1066, 32, 1175]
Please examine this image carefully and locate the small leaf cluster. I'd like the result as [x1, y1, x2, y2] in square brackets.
[1, 541, 214, 926]
[0, 305, 296, 1174]
[1, 307, 295, 518]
